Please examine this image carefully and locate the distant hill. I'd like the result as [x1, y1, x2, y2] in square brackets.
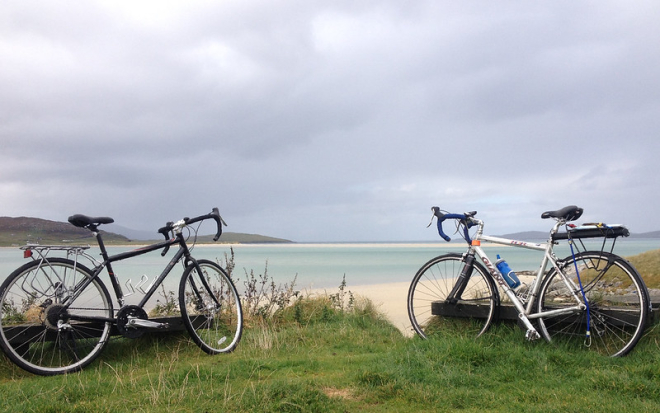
[500, 229, 660, 240]
[0, 217, 291, 247]
[498, 231, 549, 240]
[198, 232, 291, 244]
[633, 230, 660, 239]
[105, 223, 291, 243]
[0, 216, 129, 246]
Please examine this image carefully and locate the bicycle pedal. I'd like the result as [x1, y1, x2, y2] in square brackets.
[525, 329, 540, 341]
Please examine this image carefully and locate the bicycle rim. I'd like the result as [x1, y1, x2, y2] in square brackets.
[407, 254, 498, 339]
[537, 251, 648, 357]
[179, 260, 243, 354]
[0, 258, 113, 375]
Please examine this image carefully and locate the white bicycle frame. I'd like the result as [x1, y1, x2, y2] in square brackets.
[466, 218, 587, 339]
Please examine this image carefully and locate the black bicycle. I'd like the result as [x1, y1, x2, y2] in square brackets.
[0, 208, 243, 375]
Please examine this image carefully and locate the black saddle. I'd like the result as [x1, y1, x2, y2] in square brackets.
[68, 214, 115, 229]
[541, 205, 583, 222]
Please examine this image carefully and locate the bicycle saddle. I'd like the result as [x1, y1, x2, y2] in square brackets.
[68, 214, 115, 228]
[541, 205, 583, 221]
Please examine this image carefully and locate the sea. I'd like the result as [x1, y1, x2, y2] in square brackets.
[1, 239, 659, 301]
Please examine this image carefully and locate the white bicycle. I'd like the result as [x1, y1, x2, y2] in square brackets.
[407, 205, 650, 357]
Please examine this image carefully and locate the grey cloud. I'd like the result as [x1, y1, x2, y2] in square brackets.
[1, 1, 659, 241]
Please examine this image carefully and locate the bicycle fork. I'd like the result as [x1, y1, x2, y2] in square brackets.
[446, 252, 476, 304]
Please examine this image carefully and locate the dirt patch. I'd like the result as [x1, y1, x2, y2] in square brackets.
[323, 387, 356, 400]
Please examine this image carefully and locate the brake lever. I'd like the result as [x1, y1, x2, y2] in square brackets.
[426, 213, 435, 228]
[158, 222, 173, 256]
[428, 206, 443, 228]
[211, 207, 227, 241]
[429, 206, 451, 242]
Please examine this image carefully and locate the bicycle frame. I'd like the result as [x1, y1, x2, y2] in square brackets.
[47, 207, 225, 318]
[58, 231, 195, 319]
[466, 220, 587, 336]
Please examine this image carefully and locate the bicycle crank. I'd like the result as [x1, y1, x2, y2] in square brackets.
[126, 318, 170, 329]
[116, 305, 169, 338]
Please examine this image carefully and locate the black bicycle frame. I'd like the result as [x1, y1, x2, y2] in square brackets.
[97, 231, 190, 308]
[63, 231, 192, 318]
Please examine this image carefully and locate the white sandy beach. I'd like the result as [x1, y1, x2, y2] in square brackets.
[313, 281, 414, 336]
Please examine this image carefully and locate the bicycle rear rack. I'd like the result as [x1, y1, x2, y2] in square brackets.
[552, 224, 629, 256]
[21, 244, 97, 266]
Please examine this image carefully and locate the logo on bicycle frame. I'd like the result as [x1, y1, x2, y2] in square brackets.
[509, 240, 543, 248]
[480, 256, 508, 288]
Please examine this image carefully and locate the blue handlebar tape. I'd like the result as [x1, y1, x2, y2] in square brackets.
[436, 213, 466, 242]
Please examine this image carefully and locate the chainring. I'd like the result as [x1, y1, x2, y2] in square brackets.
[116, 305, 149, 339]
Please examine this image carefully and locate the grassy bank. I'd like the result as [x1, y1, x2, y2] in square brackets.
[1, 294, 659, 412]
[628, 249, 660, 288]
[1, 249, 659, 412]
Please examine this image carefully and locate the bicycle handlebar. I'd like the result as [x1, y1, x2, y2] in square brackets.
[158, 208, 227, 255]
[431, 206, 475, 242]
[183, 207, 227, 241]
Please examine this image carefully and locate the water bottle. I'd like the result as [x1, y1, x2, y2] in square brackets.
[495, 255, 521, 289]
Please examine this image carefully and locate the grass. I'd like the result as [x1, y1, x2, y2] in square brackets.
[628, 249, 660, 288]
[1, 293, 659, 412]
[1, 249, 659, 412]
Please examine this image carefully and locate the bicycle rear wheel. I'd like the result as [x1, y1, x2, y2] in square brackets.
[537, 251, 649, 357]
[408, 253, 499, 339]
[179, 259, 242, 354]
[0, 258, 113, 375]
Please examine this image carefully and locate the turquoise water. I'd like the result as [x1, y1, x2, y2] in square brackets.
[2, 239, 658, 297]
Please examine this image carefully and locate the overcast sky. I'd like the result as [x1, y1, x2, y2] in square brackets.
[1, 1, 659, 242]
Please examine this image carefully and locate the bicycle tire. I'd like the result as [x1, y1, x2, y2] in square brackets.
[179, 259, 243, 354]
[537, 251, 649, 357]
[0, 258, 113, 375]
[408, 253, 499, 339]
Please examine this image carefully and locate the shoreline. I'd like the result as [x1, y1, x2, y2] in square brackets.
[0, 242, 476, 250]
[221, 242, 472, 248]
[5, 238, 658, 250]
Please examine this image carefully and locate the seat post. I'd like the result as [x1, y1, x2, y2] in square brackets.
[92, 229, 111, 261]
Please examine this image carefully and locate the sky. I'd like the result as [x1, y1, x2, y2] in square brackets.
[1, 1, 659, 242]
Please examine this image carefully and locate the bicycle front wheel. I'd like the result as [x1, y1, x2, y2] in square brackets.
[0, 258, 113, 375]
[179, 259, 243, 354]
[408, 253, 499, 339]
[537, 251, 649, 357]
